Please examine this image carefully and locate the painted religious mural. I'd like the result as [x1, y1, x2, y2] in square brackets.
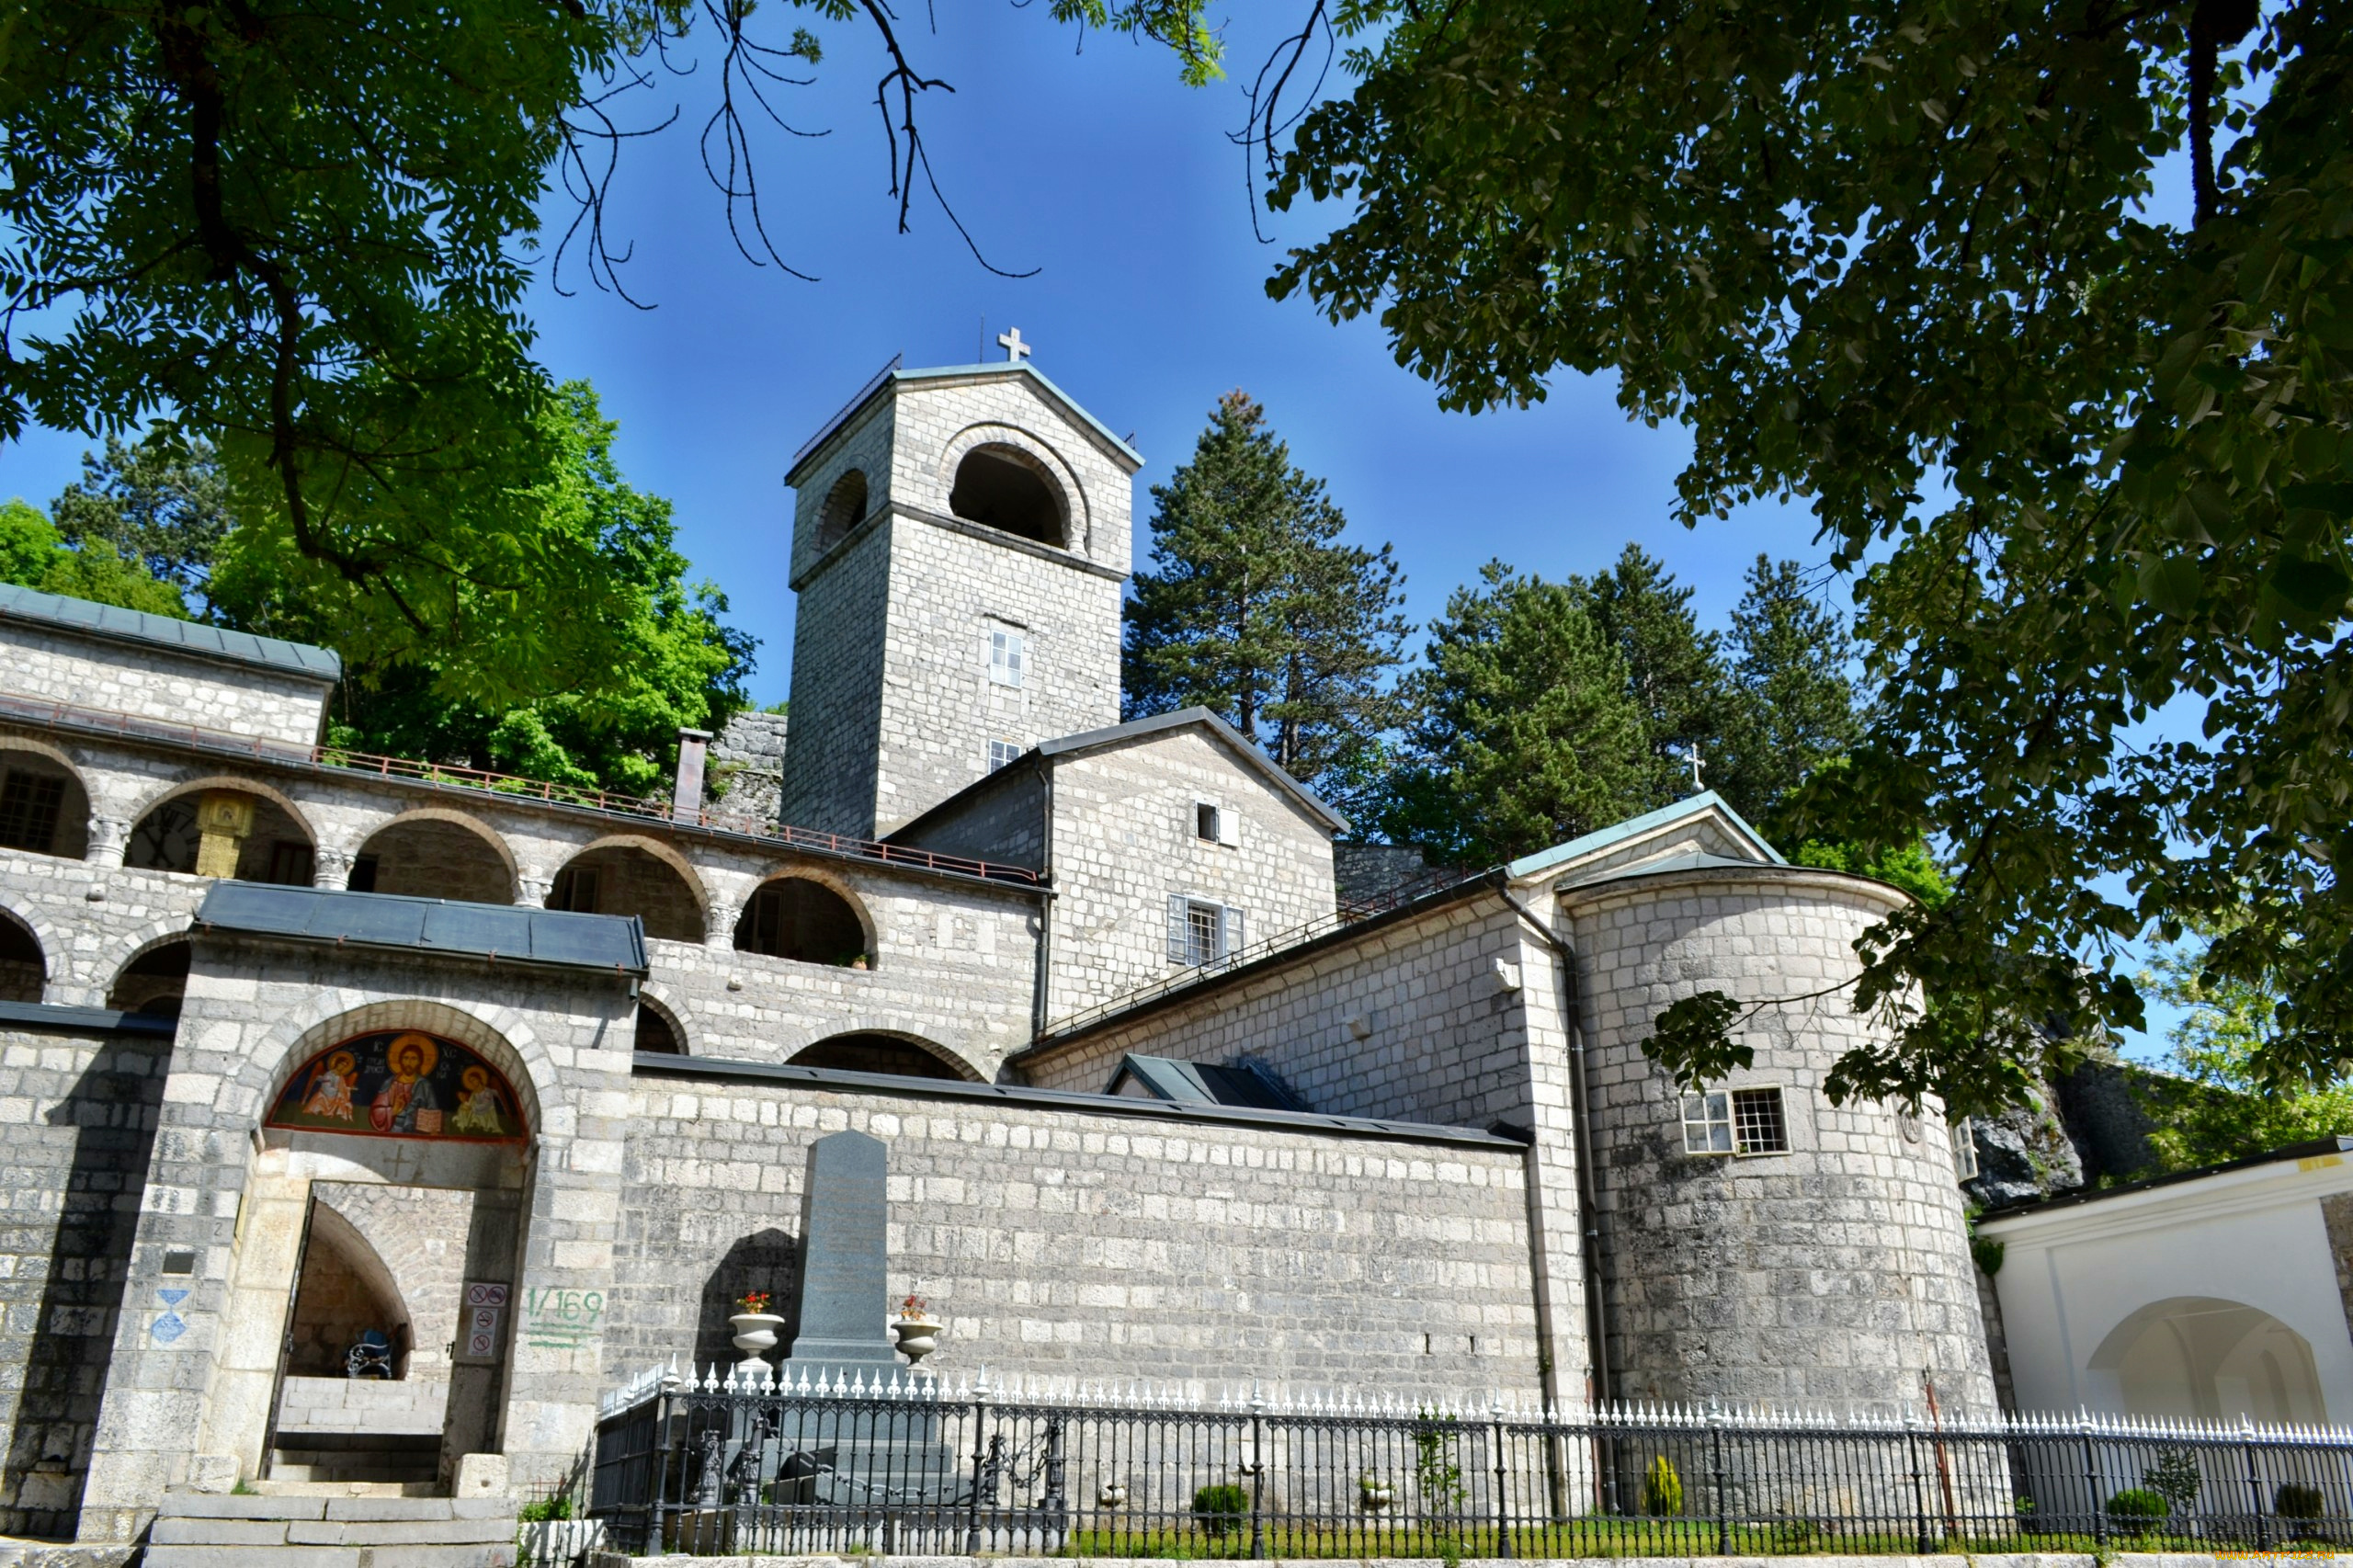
[268, 1030, 527, 1142]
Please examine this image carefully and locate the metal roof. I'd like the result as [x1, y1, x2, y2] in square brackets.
[783, 361, 1144, 485]
[1505, 790, 1784, 881]
[195, 882, 648, 975]
[1108, 1052, 1308, 1112]
[0, 583, 342, 682]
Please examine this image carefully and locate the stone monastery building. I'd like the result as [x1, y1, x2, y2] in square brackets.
[0, 358, 1992, 1545]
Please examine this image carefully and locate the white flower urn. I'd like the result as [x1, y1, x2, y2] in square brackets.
[892, 1314, 943, 1364]
[728, 1312, 785, 1372]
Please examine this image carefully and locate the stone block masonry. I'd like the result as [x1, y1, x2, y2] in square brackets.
[0, 622, 332, 751]
[608, 1072, 1541, 1401]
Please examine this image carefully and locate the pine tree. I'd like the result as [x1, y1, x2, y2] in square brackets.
[1715, 555, 1864, 819]
[49, 427, 233, 618]
[1123, 392, 1408, 807]
[1376, 562, 1654, 865]
[1569, 544, 1733, 807]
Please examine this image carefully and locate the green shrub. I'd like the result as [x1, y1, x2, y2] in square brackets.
[517, 1495, 574, 1523]
[1192, 1483, 1248, 1536]
[2276, 1483, 2325, 1521]
[1642, 1455, 1685, 1517]
[2106, 1487, 2168, 1524]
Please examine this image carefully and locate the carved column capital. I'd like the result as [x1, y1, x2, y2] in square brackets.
[85, 813, 131, 866]
[517, 873, 552, 908]
[313, 846, 356, 889]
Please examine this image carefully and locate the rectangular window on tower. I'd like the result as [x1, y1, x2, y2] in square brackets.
[1949, 1116, 1980, 1182]
[1195, 802, 1220, 842]
[1682, 1086, 1790, 1155]
[987, 629, 1027, 688]
[987, 739, 1022, 773]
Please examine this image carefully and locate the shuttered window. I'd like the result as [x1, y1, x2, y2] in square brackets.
[1165, 897, 1246, 967]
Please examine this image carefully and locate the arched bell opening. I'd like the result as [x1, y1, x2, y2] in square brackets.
[949, 445, 1068, 547]
[815, 469, 870, 552]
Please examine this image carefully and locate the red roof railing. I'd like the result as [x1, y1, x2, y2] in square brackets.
[0, 690, 1042, 887]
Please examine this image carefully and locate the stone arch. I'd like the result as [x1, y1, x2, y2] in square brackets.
[106, 933, 192, 1017]
[284, 1200, 413, 1378]
[940, 425, 1087, 551]
[549, 834, 708, 942]
[633, 991, 688, 1055]
[815, 468, 870, 553]
[0, 736, 93, 860]
[787, 1029, 976, 1082]
[2089, 1295, 2329, 1425]
[733, 871, 875, 968]
[0, 904, 44, 1004]
[354, 808, 517, 905]
[124, 775, 318, 883]
[250, 999, 551, 1151]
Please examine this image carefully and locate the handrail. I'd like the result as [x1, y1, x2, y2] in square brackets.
[0, 689, 1042, 887]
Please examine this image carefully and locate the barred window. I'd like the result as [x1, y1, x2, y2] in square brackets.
[1949, 1116, 1980, 1182]
[1683, 1086, 1790, 1155]
[1732, 1086, 1789, 1153]
[1165, 896, 1245, 967]
[0, 769, 63, 855]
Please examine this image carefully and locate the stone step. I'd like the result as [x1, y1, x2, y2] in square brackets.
[146, 1490, 518, 1568]
[252, 1480, 446, 1498]
[157, 1494, 508, 1521]
[267, 1462, 440, 1485]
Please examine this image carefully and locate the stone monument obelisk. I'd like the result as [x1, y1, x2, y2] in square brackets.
[781, 1129, 900, 1378]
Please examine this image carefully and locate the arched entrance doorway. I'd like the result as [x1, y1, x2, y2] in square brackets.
[2089, 1295, 2330, 1424]
[237, 1025, 533, 1490]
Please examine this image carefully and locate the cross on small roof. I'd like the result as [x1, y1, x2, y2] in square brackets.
[1688, 742, 1706, 790]
[996, 326, 1031, 363]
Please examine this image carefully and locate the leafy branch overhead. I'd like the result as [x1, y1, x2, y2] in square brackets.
[1257, 0, 2353, 1112]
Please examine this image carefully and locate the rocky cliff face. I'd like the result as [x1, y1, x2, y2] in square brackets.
[710, 710, 787, 827]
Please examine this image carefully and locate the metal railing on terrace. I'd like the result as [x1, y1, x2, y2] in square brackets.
[567, 1365, 2353, 1561]
[0, 690, 1041, 887]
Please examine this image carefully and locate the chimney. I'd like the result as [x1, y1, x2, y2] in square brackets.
[673, 728, 713, 823]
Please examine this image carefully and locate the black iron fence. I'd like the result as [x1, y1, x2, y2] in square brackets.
[574, 1365, 2353, 1560]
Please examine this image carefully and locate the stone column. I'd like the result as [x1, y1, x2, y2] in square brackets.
[312, 846, 355, 890]
[85, 813, 131, 867]
[192, 791, 254, 879]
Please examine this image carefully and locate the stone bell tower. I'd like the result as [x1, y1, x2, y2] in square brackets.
[778, 354, 1142, 837]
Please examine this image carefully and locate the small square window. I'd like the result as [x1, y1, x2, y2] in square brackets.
[0, 769, 64, 855]
[988, 629, 1026, 688]
[1195, 802, 1220, 842]
[988, 739, 1022, 772]
[1732, 1086, 1789, 1154]
[1681, 1091, 1734, 1154]
[1949, 1116, 1980, 1182]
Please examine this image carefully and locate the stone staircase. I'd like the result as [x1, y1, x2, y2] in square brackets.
[266, 1433, 441, 1489]
[145, 1491, 517, 1568]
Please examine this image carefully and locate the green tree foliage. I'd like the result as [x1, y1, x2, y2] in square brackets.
[1259, 0, 2353, 1112]
[221, 383, 756, 797]
[1, 0, 1218, 703]
[1569, 544, 1732, 808]
[1717, 556, 1864, 816]
[2136, 929, 2353, 1172]
[0, 497, 188, 618]
[1376, 562, 1653, 865]
[49, 428, 233, 617]
[1123, 392, 1409, 809]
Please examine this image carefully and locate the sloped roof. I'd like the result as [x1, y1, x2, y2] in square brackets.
[0, 583, 342, 682]
[196, 882, 647, 976]
[1108, 1052, 1309, 1112]
[1506, 790, 1782, 882]
[785, 360, 1144, 485]
[1037, 708, 1349, 834]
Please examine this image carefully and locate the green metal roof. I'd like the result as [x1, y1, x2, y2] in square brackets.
[1505, 790, 1783, 881]
[196, 882, 647, 975]
[0, 583, 341, 682]
[784, 360, 1144, 484]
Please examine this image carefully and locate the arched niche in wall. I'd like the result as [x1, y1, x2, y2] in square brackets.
[126, 781, 316, 884]
[815, 469, 870, 553]
[733, 876, 872, 968]
[267, 1029, 529, 1144]
[787, 1031, 973, 1082]
[0, 907, 43, 1004]
[549, 839, 707, 943]
[107, 937, 190, 1017]
[948, 444, 1069, 548]
[351, 812, 515, 905]
[2089, 1295, 2330, 1425]
[284, 1200, 414, 1379]
[0, 742, 91, 861]
[634, 998, 687, 1055]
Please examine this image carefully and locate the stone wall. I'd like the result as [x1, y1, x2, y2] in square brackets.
[709, 712, 788, 828]
[0, 1020, 169, 1540]
[1562, 865, 1997, 1415]
[608, 1068, 1542, 1401]
[1042, 730, 1338, 1025]
[275, 1375, 448, 1437]
[0, 622, 331, 751]
[892, 764, 1047, 870]
[777, 520, 892, 835]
